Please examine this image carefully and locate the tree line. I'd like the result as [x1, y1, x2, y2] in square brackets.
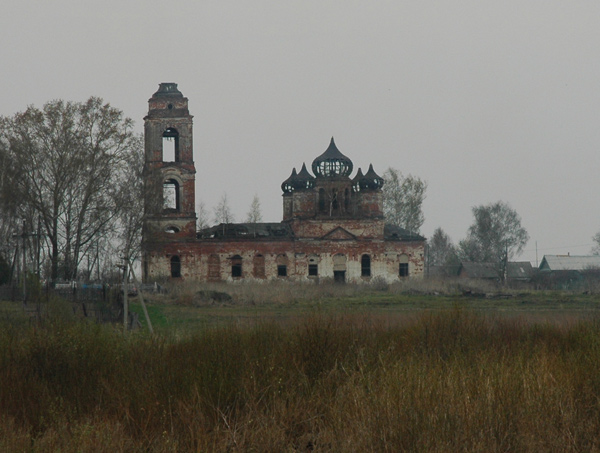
[428, 201, 530, 278]
[0, 98, 143, 284]
[0, 95, 561, 285]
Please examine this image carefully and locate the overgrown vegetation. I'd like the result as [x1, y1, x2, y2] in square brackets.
[2, 294, 600, 451]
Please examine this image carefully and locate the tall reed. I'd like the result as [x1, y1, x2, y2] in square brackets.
[2, 309, 600, 451]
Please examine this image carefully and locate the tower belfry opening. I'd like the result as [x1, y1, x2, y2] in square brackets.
[162, 127, 179, 162]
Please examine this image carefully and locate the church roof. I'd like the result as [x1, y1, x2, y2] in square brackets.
[384, 224, 426, 241]
[353, 164, 384, 191]
[152, 82, 183, 97]
[295, 163, 316, 190]
[198, 223, 294, 239]
[281, 168, 298, 193]
[311, 137, 353, 178]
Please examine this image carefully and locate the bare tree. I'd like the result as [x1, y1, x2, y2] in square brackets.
[382, 168, 427, 234]
[458, 201, 529, 278]
[113, 136, 145, 266]
[428, 227, 459, 267]
[0, 98, 138, 282]
[196, 201, 210, 231]
[245, 194, 262, 223]
[0, 141, 19, 281]
[213, 193, 235, 224]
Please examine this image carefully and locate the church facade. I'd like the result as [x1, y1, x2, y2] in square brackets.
[141, 83, 425, 283]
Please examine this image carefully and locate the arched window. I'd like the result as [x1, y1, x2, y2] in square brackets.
[170, 255, 181, 278]
[361, 254, 371, 277]
[165, 226, 180, 234]
[163, 179, 180, 211]
[253, 254, 266, 279]
[162, 127, 180, 162]
[231, 255, 243, 278]
[208, 254, 221, 281]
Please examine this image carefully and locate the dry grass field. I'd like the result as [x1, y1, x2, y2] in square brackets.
[2, 280, 600, 451]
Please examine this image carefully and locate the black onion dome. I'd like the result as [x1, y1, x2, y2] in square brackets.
[352, 168, 364, 192]
[311, 137, 353, 178]
[281, 168, 298, 193]
[294, 163, 316, 190]
[362, 164, 385, 190]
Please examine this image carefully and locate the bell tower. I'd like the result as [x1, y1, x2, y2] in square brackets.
[142, 83, 197, 242]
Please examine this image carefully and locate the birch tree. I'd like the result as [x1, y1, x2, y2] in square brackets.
[213, 193, 235, 224]
[245, 194, 262, 223]
[382, 168, 427, 234]
[196, 201, 210, 231]
[458, 201, 529, 278]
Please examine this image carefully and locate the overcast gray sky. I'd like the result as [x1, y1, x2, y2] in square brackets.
[3, 1, 600, 264]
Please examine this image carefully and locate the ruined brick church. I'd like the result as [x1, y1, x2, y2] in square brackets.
[142, 83, 425, 283]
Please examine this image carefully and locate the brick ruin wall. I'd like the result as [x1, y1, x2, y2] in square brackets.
[144, 239, 424, 283]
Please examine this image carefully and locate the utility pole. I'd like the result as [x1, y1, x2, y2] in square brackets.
[96, 241, 100, 281]
[22, 219, 26, 301]
[122, 258, 129, 334]
[503, 242, 508, 286]
[36, 217, 41, 278]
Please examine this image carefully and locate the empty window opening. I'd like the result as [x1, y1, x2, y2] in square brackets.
[399, 263, 409, 277]
[308, 255, 319, 277]
[231, 255, 243, 278]
[253, 254, 266, 279]
[276, 254, 289, 278]
[399, 254, 409, 277]
[163, 179, 180, 211]
[361, 254, 371, 277]
[334, 270, 346, 283]
[170, 256, 181, 278]
[162, 127, 180, 162]
[165, 226, 180, 233]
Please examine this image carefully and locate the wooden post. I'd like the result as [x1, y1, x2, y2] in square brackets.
[128, 261, 154, 334]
